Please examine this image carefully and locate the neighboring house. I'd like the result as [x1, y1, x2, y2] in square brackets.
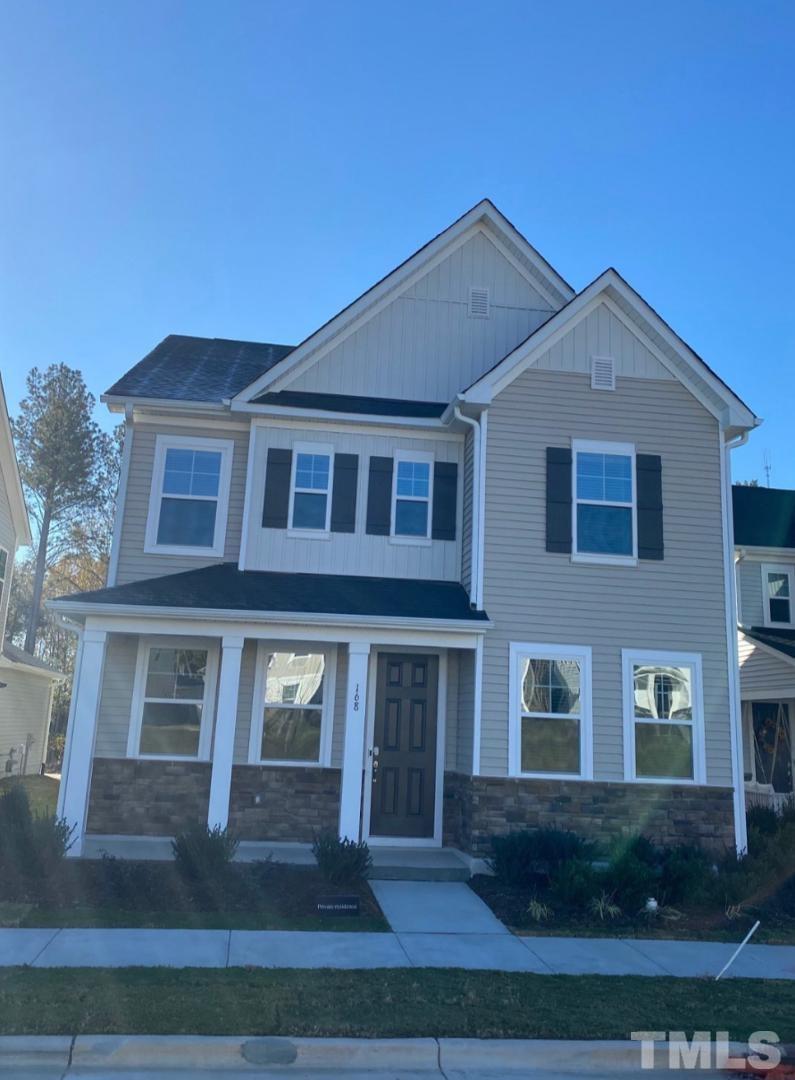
[734, 485, 795, 813]
[0, 376, 62, 777]
[51, 199, 758, 861]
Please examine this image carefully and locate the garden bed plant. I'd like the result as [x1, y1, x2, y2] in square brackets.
[0, 785, 386, 931]
[470, 810, 795, 944]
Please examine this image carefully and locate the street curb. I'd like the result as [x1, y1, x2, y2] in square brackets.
[0, 1034, 768, 1073]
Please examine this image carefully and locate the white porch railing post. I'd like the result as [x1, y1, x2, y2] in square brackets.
[339, 641, 371, 842]
[207, 634, 244, 831]
[60, 628, 107, 857]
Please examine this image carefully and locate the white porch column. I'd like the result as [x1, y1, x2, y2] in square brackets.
[207, 634, 244, 831]
[60, 628, 107, 857]
[339, 641, 371, 842]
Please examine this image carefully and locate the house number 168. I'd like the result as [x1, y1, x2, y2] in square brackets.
[353, 684, 360, 711]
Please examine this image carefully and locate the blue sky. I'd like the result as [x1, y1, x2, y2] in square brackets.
[1, 0, 793, 484]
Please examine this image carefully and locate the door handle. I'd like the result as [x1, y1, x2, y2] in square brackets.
[371, 745, 380, 781]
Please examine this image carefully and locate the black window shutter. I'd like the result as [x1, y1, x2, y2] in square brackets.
[366, 456, 393, 536]
[330, 454, 358, 533]
[546, 447, 572, 554]
[431, 461, 458, 541]
[262, 448, 292, 528]
[637, 453, 664, 560]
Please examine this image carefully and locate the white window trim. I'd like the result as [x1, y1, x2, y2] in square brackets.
[622, 648, 706, 785]
[144, 435, 234, 557]
[127, 636, 219, 761]
[508, 641, 593, 781]
[248, 641, 337, 767]
[288, 441, 334, 539]
[390, 448, 434, 546]
[762, 562, 795, 628]
[571, 438, 637, 567]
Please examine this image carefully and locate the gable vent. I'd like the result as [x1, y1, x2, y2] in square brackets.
[468, 286, 490, 319]
[591, 355, 616, 391]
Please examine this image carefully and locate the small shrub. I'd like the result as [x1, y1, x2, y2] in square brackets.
[526, 897, 552, 922]
[746, 805, 779, 837]
[659, 844, 713, 906]
[312, 832, 372, 886]
[0, 784, 73, 897]
[604, 836, 660, 911]
[489, 828, 597, 887]
[172, 823, 239, 881]
[588, 891, 622, 921]
[548, 858, 599, 908]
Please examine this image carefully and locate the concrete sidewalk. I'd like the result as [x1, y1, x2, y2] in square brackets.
[2, 924, 795, 978]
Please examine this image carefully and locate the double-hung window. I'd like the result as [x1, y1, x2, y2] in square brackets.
[249, 644, 336, 766]
[392, 450, 433, 540]
[763, 564, 795, 626]
[128, 640, 218, 759]
[145, 435, 233, 556]
[623, 649, 705, 783]
[573, 440, 636, 562]
[290, 443, 333, 533]
[509, 643, 593, 779]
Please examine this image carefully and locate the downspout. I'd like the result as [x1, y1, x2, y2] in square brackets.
[721, 428, 750, 854]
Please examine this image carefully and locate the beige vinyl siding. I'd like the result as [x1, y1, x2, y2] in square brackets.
[246, 425, 463, 580]
[534, 303, 674, 380]
[481, 367, 732, 785]
[115, 422, 250, 586]
[738, 633, 795, 698]
[284, 231, 555, 403]
[0, 468, 17, 640]
[0, 668, 53, 774]
[737, 559, 765, 626]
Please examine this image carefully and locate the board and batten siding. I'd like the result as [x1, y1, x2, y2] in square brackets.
[736, 559, 765, 627]
[245, 424, 464, 580]
[480, 366, 733, 786]
[738, 633, 795, 698]
[0, 669, 53, 774]
[114, 422, 250, 586]
[284, 231, 555, 403]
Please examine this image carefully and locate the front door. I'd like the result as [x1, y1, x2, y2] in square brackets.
[752, 702, 793, 793]
[369, 653, 439, 839]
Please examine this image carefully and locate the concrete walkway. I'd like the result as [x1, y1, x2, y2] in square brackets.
[2, 882, 794, 978]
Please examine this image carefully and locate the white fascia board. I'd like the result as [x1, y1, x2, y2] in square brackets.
[735, 545, 795, 560]
[0, 657, 65, 681]
[233, 201, 573, 404]
[46, 599, 491, 638]
[0, 376, 32, 546]
[229, 399, 449, 431]
[102, 395, 231, 415]
[248, 414, 462, 443]
[461, 269, 758, 432]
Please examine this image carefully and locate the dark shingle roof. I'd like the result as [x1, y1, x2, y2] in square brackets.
[733, 485, 795, 549]
[105, 335, 294, 403]
[252, 391, 447, 418]
[742, 626, 795, 663]
[52, 564, 488, 623]
[1, 640, 62, 677]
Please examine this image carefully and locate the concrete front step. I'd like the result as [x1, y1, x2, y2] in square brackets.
[369, 848, 471, 882]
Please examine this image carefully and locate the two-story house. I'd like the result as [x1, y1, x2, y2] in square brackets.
[0, 376, 62, 776]
[51, 200, 758, 862]
[733, 484, 795, 811]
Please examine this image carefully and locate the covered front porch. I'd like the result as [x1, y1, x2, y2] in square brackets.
[51, 567, 488, 859]
[739, 627, 795, 814]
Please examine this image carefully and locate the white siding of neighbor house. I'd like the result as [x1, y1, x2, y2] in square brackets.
[0, 467, 18, 641]
[736, 559, 765, 627]
[114, 422, 250, 586]
[0, 669, 53, 774]
[480, 365, 733, 786]
[283, 230, 556, 403]
[244, 424, 464, 580]
[738, 633, 795, 698]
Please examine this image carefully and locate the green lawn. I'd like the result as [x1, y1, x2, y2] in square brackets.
[0, 968, 793, 1040]
[0, 774, 59, 816]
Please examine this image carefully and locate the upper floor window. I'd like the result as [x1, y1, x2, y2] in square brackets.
[622, 649, 705, 784]
[128, 640, 218, 760]
[508, 642, 593, 780]
[573, 439, 636, 562]
[763, 564, 794, 626]
[248, 645, 336, 766]
[145, 435, 233, 557]
[289, 443, 333, 533]
[392, 450, 433, 540]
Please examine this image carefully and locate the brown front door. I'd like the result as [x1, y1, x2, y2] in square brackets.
[369, 653, 439, 839]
